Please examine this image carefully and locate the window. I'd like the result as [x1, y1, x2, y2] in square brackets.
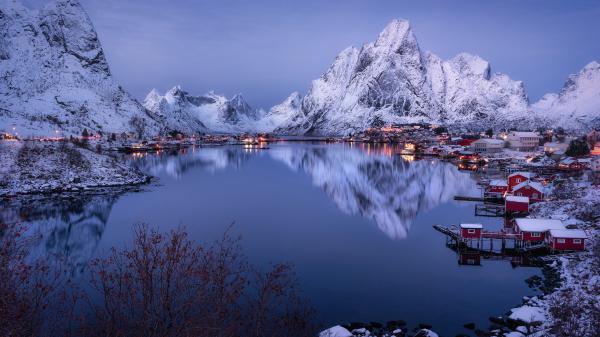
[573, 239, 582, 244]
[557, 239, 565, 244]
[531, 232, 541, 237]
[516, 178, 521, 183]
[467, 229, 476, 234]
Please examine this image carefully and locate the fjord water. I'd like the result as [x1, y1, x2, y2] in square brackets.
[4, 143, 540, 335]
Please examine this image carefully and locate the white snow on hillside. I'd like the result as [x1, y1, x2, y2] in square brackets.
[0, 0, 159, 137]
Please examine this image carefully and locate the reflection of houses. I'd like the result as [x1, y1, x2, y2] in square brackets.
[508, 131, 540, 151]
[470, 138, 504, 153]
[459, 252, 481, 266]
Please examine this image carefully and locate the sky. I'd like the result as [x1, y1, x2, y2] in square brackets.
[24, 0, 600, 109]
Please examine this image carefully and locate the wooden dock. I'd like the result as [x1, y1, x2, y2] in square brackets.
[454, 195, 503, 204]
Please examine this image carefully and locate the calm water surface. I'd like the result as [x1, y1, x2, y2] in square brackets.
[3, 142, 541, 336]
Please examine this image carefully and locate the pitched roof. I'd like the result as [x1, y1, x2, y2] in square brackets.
[513, 181, 544, 193]
[515, 218, 565, 232]
[460, 224, 483, 229]
[508, 172, 534, 179]
[549, 229, 587, 239]
[489, 179, 508, 187]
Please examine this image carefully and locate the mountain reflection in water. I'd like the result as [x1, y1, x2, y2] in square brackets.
[132, 143, 478, 239]
[1, 194, 119, 274]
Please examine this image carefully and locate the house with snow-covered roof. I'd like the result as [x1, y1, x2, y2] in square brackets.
[507, 172, 535, 191]
[547, 229, 587, 251]
[514, 218, 565, 242]
[508, 131, 540, 151]
[511, 181, 545, 202]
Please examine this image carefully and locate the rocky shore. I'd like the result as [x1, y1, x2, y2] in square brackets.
[0, 141, 151, 197]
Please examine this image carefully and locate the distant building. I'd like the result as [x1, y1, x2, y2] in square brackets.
[486, 179, 508, 198]
[558, 157, 585, 171]
[470, 138, 505, 153]
[592, 156, 600, 172]
[459, 224, 483, 239]
[543, 142, 568, 155]
[508, 131, 540, 151]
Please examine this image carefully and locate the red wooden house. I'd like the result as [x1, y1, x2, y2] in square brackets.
[547, 229, 587, 251]
[460, 224, 483, 239]
[486, 179, 508, 198]
[514, 219, 565, 242]
[505, 195, 529, 214]
[507, 172, 534, 191]
[512, 181, 545, 202]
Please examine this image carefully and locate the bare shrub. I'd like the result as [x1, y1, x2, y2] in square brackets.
[0, 224, 64, 337]
[81, 224, 317, 337]
[548, 290, 599, 337]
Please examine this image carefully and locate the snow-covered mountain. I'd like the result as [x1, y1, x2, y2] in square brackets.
[143, 86, 270, 134]
[0, 0, 158, 136]
[532, 61, 600, 130]
[275, 20, 534, 135]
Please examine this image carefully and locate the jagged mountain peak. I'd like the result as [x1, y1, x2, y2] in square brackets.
[373, 19, 414, 50]
[448, 53, 491, 80]
[0, 0, 159, 136]
[275, 19, 531, 135]
[533, 60, 600, 130]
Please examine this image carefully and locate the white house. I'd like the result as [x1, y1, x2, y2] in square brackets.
[470, 138, 505, 153]
[508, 131, 540, 151]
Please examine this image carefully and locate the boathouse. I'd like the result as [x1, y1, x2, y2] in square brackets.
[486, 179, 508, 198]
[508, 172, 534, 191]
[514, 219, 565, 242]
[505, 196, 529, 214]
[460, 224, 483, 239]
[547, 229, 587, 251]
[511, 181, 545, 202]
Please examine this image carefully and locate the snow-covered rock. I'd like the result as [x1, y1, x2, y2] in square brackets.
[319, 326, 353, 337]
[532, 61, 600, 130]
[275, 19, 532, 135]
[0, 141, 149, 196]
[143, 86, 270, 134]
[0, 0, 159, 136]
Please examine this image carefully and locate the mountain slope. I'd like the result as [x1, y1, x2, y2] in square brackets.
[143, 86, 269, 134]
[532, 61, 600, 129]
[275, 20, 532, 135]
[0, 0, 158, 136]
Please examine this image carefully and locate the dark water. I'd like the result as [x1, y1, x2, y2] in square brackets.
[2, 142, 540, 336]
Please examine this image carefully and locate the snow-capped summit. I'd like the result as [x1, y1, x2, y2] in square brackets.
[143, 86, 266, 134]
[275, 19, 531, 135]
[0, 0, 159, 136]
[533, 61, 600, 129]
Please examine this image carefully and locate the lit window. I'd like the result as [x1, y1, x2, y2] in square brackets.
[532, 232, 541, 237]
[468, 229, 476, 234]
[573, 239, 582, 244]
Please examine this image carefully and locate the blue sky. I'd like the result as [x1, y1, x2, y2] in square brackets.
[25, 0, 600, 109]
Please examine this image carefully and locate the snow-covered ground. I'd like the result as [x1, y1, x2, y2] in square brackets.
[489, 177, 600, 337]
[0, 141, 150, 196]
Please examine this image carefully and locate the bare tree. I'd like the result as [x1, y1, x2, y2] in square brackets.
[128, 116, 147, 140]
